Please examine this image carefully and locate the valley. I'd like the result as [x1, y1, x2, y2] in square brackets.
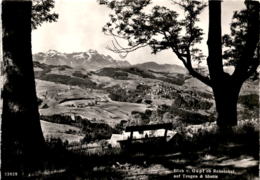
[31, 49, 260, 179]
[34, 50, 259, 145]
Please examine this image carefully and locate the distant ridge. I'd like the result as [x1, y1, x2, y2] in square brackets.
[33, 49, 131, 71]
[33, 50, 187, 74]
[134, 62, 187, 74]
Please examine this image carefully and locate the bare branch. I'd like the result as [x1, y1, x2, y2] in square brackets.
[185, 50, 211, 86]
[106, 34, 148, 58]
[162, 29, 211, 86]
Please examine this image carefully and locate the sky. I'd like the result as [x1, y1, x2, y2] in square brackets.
[32, 0, 245, 66]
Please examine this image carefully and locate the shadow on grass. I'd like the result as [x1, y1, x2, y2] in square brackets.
[2, 122, 259, 180]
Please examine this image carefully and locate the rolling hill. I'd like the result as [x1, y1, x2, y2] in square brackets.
[33, 49, 259, 144]
[134, 62, 187, 74]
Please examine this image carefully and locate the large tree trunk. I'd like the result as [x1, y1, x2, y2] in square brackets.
[1, 0, 45, 175]
[212, 79, 242, 128]
[207, 0, 241, 128]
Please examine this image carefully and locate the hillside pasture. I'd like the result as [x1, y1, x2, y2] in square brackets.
[40, 99, 149, 128]
[40, 120, 84, 143]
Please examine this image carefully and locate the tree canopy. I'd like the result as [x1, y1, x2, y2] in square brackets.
[100, 0, 259, 86]
[223, 3, 259, 80]
[99, 0, 259, 127]
[32, 0, 58, 29]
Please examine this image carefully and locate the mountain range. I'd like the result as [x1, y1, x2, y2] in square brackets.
[33, 49, 258, 147]
[33, 50, 187, 73]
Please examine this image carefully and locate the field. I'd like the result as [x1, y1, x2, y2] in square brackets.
[31, 59, 259, 179]
[40, 120, 84, 143]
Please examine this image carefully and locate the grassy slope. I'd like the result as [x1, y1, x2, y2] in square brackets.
[35, 63, 258, 144]
[40, 120, 84, 143]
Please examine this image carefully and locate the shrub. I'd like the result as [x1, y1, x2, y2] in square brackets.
[115, 120, 128, 132]
[72, 71, 89, 79]
[173, 94, 213, 110]
[175, 120, 259, 156]
[158, 76, 185, 85]
[107, 84, 151, 103]
[238, 94, 259, 109]
[40, 114, 75, 125]
[96, 68, 129, 80]
[45, 137, 69, 151]
[82, 123, 116, 143]
[144, 99, 152, 104]
[124, 67, 155, 79]
[170, 107, 213, 124]
[38, 74, 97, 89]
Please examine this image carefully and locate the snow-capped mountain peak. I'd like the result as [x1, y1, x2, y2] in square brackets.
[33, 50, 131, 71]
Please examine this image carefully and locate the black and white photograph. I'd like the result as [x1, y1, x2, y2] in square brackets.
[0, 0, 259, 179]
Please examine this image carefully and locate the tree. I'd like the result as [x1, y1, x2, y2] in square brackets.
[99, 0, 259, 128]
[1, 0, 58, 174]
[222, 4, 259, 80]
[31, 0, 58, 29]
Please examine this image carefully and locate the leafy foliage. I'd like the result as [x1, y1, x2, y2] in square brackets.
[72, 71, 90, 79]
[238, 94, 259, 109]
[173, 94, 213, 110]
[100, 0, 259, 85]
[99, 0, 213, 86]
[223, 7, 259, 69]
[99, 0, 259, 127]
[107, 84, 151, 103]
[32, 0, 58, 29]
[100, 0, 206, 63]
[96, 67, 129, 80]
